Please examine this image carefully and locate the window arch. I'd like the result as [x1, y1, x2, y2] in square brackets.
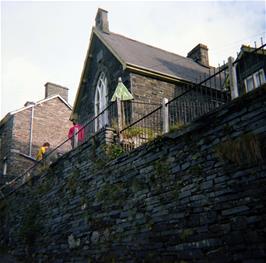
[94, 72, 108, 131]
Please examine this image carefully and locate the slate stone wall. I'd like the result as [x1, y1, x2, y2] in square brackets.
[1, 86, 266, 263]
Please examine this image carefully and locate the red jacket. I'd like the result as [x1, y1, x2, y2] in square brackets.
[68, 124, 84, 141]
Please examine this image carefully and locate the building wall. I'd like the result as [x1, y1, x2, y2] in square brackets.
[0, 117, 13, 176]
[77, 35, 189, 127]
[236, 52, 266, 96]
[11, 108, 32, 156]
[131, 73, 177, 103]
[77, 35, 130, 124]
[30, 97, 72, 156]
[4, 97, 72, 178]
[130, 73, 184, 121]
[1, 86, 265, 262]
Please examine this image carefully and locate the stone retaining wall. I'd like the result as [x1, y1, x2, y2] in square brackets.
[0, 86, 265, 263]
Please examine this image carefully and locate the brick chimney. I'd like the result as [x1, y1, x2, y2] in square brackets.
[95, 8, 109, 33]
[187, 43, 209, 67]
[45, 82, 69, 102]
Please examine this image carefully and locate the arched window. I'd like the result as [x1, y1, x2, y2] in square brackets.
[94, 72, 108, 131]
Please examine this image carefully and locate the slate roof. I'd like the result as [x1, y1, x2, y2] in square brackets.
[95, 28, 212, 83]
[236, 44, 266, 61]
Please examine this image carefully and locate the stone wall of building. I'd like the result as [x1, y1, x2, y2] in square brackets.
[76, 35, 192, 127]
[2, 97, 72, 178]
[130, 73, 177, 104]
[11, 108, 32, 156]
[30, 97, 72, 156]
[0, 86, 265, 263]
[77, 35, 129, 124]
[0, 117, 13, 176]
[129, 73, 228, 125]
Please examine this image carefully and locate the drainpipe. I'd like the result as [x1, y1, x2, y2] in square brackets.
[228, 56, 239, 99]
[29, 105, 35, 156]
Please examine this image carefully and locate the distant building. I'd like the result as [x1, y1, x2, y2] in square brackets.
[0, 83, 72, 179]
[235, 45, 266, 96]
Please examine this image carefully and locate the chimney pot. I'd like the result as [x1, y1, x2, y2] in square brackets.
[45, 82, 69, 102]
[95, 8, 109, 33]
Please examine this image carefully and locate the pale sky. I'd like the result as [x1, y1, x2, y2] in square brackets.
[1, 0, 265, 118]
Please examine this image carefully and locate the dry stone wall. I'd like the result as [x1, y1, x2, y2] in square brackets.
[0, 87, 266, 263]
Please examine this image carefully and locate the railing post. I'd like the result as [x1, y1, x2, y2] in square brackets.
[162, 98, 169, 134]
[228, 56, 239, 99]
[3, 157, 7, 176]
[117, 98, 123, 142]
[74, 127, 79, 148]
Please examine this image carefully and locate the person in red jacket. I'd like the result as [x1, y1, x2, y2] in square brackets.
[68, 121, 84, 149]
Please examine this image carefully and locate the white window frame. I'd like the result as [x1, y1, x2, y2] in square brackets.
[94, 72, 108, 131]
[244, 68, 265, 93]
[254, 69, 265, 88]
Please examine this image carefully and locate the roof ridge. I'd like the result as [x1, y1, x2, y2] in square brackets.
[9, 95, 71, 115]
[1, 95, 71, 127]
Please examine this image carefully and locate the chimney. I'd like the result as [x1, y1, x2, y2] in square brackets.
[95, 8, 109, 33]
[187, 43, 209, 67]
[45, 82, 69, 102]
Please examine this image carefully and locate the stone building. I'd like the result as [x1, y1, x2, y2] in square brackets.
[71, 8, 224, 131]
[235, 45, 266, 96]
[0, 82, 72, 179]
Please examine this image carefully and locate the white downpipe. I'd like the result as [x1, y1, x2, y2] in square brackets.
[228, 56, 239, 99]
[29, 105, 34, 156]
[162, 98, 169, 134]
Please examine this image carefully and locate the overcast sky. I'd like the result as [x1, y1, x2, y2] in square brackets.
[1, 0, 265, 118]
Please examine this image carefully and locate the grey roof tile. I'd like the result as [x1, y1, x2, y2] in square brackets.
[96, 29, 212, 83]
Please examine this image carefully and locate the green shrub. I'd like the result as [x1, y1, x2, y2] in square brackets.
[104, 144, 124, 160]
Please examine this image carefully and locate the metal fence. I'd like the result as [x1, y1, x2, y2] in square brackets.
[168, 68, 230, 130]
[119, 66, 231, 152]
[119, 42, 265, 152]
[120, 106, 163, 151]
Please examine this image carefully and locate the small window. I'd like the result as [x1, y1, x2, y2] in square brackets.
[254, 69, 265, 88]
[244, 68, 265, 93]
[245, 76, 254, 92]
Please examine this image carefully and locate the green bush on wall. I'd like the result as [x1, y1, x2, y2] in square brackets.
[123, 127, 156, 140]
[104, 144, 124, 160]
